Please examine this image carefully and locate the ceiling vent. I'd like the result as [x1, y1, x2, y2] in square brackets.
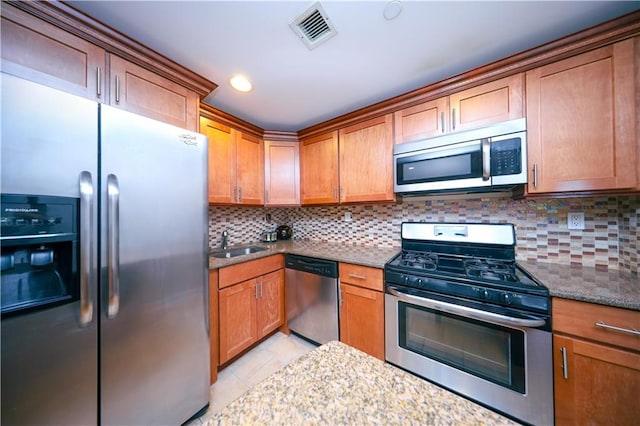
[290, 2, 337, 50]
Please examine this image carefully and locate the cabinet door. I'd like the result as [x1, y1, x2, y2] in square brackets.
[339, 114, 394, 203]
[553, 334, 640, 426]
[526, 40, 636, 193]
[1, 3, 105, 101]
[218, 279, 257, 364]
[394, 97, 449, 143]
[339, 283, 384, 361]
[200, 117, 236, 204]
[235, 132, 264, 205]
[264, 140, 300, 206]
[449, 73, 524, 132]
[256, 269, 284, 339]
[109, 54, 198, 131]
[300, 131, 340, 204]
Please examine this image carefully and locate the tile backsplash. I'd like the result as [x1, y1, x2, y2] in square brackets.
[209, 194, 639, 275]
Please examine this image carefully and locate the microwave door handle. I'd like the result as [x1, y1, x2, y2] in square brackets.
[481, 138, 490, 181]
[387, 287, 546, 328]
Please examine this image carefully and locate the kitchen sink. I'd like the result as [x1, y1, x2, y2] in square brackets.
[211, 246, 267, 259]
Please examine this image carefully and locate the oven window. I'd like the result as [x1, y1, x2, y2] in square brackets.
[398, 301, 525, 393]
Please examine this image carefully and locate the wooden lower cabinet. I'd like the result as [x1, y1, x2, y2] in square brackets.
[219, 279, 258, 364]
[218, 262, 284, 365]
[553, 334, 640, 426]
[552, 298, 640, 425]
[338, 263, 385, 360]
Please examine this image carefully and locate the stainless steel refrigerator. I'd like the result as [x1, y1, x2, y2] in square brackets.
[0, 73, 210, 425]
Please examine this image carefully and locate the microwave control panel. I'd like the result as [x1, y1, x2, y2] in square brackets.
[491, 137, 522, 176]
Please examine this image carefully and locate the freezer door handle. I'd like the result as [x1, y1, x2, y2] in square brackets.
[79, 171, 95, 327]
[107, 174, 120, 319]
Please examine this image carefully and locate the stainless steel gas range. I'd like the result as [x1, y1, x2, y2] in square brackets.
[384, 222, 553, 426]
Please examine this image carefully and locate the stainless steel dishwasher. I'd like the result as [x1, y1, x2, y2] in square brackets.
[285, 254, 339, 345]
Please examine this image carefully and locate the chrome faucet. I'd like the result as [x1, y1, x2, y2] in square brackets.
[221, 230, 229, 250]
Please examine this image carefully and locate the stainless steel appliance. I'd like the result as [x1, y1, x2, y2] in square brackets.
[285, 254, 338, 345]
[1, 74, 209, 425]
[393, 118, 527, 195]
[385, 222, 552, 426]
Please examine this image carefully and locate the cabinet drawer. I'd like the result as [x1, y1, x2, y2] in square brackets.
[219, 254, 284, 289]
[339, 263, 383, 291]
[553, 298, 640, 352]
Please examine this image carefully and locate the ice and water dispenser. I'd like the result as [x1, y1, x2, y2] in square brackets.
[1, 194, 79, 316]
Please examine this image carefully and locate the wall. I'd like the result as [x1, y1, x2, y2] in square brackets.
[209, 194, 640, 274]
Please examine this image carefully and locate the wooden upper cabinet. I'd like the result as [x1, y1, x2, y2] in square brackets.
[300, 131, 340, 204]
[264, 140, 300, 206]
[394, 97, 449, 143]
[449, 73, 523, 132]
[200, 116, 264, 205]
[109, 55, 198, 131]
[394, 74, 523, 144]
[1, 3, 106, 101]
[339, 114, 394, 203]
[526, 39, 637, 194]
[200, 117, 235, 204]
[235, 132, 265, 205]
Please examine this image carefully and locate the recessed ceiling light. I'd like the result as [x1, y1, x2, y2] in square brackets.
[229, 74, 252, 92]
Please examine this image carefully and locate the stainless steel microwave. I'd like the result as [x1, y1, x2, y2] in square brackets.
[393, 118, 527, 194]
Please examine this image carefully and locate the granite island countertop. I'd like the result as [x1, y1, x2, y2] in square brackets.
[198, 341, 518, 426]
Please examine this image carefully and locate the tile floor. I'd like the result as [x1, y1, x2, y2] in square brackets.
[193, 332, 317, 422]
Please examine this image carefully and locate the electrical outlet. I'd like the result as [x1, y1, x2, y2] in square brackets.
[567, 212, 585, 230]
[344, 211, 352, 222]
[265, 213, 272, 223]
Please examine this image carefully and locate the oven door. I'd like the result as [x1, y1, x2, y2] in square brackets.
[385, 286, 553, 426]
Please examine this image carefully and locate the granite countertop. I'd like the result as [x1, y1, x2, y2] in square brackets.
[209, 240, 400, 270]
[518, 260, 640, 311]
[198, 341, 518, 426]
[209, 240, 639, 311]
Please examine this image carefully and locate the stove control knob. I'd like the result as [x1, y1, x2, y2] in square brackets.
[501, 293, 512, 305]
[417, 278, 423, 287]
[403, 275, 410, 285]
[481, 289, 490, 300]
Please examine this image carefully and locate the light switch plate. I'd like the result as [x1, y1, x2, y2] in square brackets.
[344, 211, 352, 222]
[567, 212, 585, 230]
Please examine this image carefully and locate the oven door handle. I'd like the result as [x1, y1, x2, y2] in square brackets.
[387, 287, 547, 328]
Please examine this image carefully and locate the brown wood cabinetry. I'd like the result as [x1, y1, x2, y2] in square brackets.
[1, 3, 106, 101]
[394, 74, 524, 144]
[264, 140, 300, 206]
[339, 114, 394, 203]
[108, 55, 198, 130]
[300, 114, 394, 205]
[338, 263, 385, 360]
[200, 116, 264, 205]
[300, 131, 340, 204]
[552, 298, 640, 426]
[526, 39, 637, 194]
[1, 2, 212, 132]
[217, 255, 284, 364]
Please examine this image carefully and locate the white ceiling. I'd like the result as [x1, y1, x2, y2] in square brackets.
[69, 1, 640, 132]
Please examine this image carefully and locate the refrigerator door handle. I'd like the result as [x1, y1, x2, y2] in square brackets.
[79, 171, 95, 327]
[107, 174, 120, 319]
